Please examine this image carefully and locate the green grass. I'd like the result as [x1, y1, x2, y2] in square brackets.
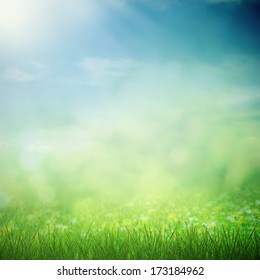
[1, 96, 259, 259]
[0, 189, 259, 260]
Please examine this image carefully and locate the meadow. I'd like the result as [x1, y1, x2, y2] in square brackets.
[0, 90, 260, 260]
[0, 186, 259, 260]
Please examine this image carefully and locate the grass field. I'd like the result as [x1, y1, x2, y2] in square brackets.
[1, 90, 260, 260]
[0, 186, 259, 260]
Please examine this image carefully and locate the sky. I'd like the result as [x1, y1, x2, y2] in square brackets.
[0, 0, 260, 200]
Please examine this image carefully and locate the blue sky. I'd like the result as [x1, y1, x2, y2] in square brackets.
[0, 0, 259, 129]
[0, 1, 260, 195]
[1, 1, 259, 79]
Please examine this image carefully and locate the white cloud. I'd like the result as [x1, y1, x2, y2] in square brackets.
[0, 0, 101, 52]
[81, 57, 137, 85]
[30, 61, 48, 70]
[2, 60, 49, 82]
[3, 67, 35, 82]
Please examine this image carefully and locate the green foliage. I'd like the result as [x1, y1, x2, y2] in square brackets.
[0, 189, 259, 260]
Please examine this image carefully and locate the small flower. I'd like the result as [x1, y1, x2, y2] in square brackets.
[80, 232, 87, 238]
[210, 222, 216, 229]
[55, 224, 68, 231]
[188, 217, 198, 223]
[202, 222, 216, 229]
[227, 216, 235, 222]
[119, 226, 127, 232]
[138, 215, 150, 222]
